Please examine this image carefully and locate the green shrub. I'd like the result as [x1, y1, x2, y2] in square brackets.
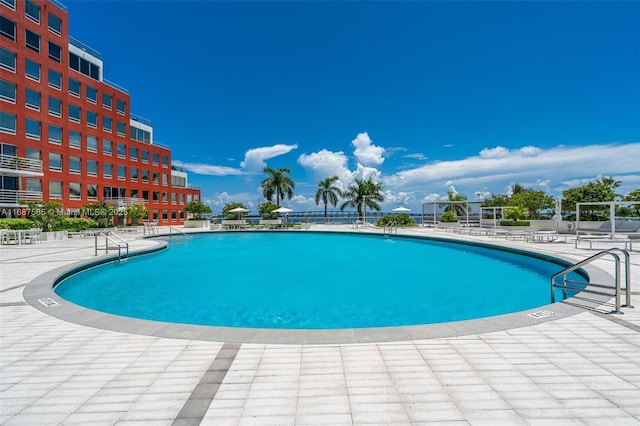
[0, 218, 38, 230]
[55, 218, 96, 232]
[376, 214, 415, 227]
[440, 211, 457, 222]
[500, 220, 530, 226]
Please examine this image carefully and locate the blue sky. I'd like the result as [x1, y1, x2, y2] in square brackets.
[67, 1, 639, 214]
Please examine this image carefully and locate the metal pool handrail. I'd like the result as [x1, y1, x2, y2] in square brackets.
[95, 232, 129, 262]
[551, 248, 632, 313]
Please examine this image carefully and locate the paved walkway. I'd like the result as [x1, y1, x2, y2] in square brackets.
[1, 226, 638, 425]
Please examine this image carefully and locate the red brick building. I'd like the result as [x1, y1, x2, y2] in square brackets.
[0, 0, 200, 225]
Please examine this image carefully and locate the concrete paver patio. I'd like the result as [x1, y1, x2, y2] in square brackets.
[1, 226, 638, 425]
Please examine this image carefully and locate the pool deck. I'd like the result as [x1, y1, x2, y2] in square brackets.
[1, 225, 638, 425]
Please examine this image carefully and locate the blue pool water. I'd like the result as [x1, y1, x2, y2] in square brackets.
[55, 232, 586, 329]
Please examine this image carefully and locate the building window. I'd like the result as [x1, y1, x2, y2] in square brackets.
[86, 86, 97, 103]
[129, 146, 138, 161]
[49, 180, 62, 199]
[69, 130, 81, 149]
[152, 153, 159, 165]
[25, 58, 40, 80]
[49, 152, 62, 171]
[25, 118, 40, 139]
[162, 173, 168, 186]
[141, 150, 149, 163]
[69, 52, 100, 80]
[1, 0, 16, 10]
[87, 134, 97, 152]
[171, 193, 177, 205]
[25, 29, 39, 52]
[162, 210, 168, 220]
[48, 41, 61, 62]
[87, 184, 97, 200]
[141, 190, 149, 202]
[152, 210, 158, 220]
[0, 47, 16, 71]
[130, 167, 138, 182]
[152, 171, 159, 184]
[0, 79, 15, 102]
[141, 170, 149, 183]
[171, 210, 177, 221]
[130, 189, 138, 199]
[48, 69, 61, 89]
[25, 0, 39, 23]
[162, 193, 168, 204]
[69, 78, 80, 97]
[87, 159, 97, 177]
[116, 143, 125, 158]
[25, 178, 41, 193]
[25, 88, 40, 110]
[25, 89, 40, 111]
[179, 194, 184, 205]
[69, 182, 81, 200]
[86, 110, 97, 128]
[116, 121, 125, 136]
[48, 12, 61, 35]
[0, 111, 16, 134]
[25, 148, 40, 161]
[103, 139, 112, 155]
[102, 116, 112, 132]
[48, 124, 62, 144]
[131, 127, 151, 143]
[117, 165, 126, 180]
[152, 191, 159, 203]
[172, 174, 186, 188]
[103, 163, 112, 178]
[69, 156, 81, 174]
[116, 99, 125, 115]
[48, 96, 61, 117]
[162, 155, 169, 167]
[69, 104, 80, 122]
[0, 15, 15, 41]
[102, 93, 112, 110]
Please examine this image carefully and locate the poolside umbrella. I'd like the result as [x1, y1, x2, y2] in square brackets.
[228, 207, 249, 220]
[553, 198, 562, 232]
[272, 207, 293, 213]
[272, 207, 293, 224]
[392, 206, 411, 212]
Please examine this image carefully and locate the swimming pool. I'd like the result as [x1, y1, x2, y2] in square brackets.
[54, 232, 586, 329]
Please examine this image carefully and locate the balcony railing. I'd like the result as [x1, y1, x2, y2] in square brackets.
[69, 36, 102, 59]
[103, 197, 145, 208]
[0, 189, 42, 205]
[0, 154, 43, 175]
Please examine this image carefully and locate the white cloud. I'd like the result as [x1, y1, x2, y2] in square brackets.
[172, 160, 243, 176]
[403, 153, 428, 161]
[388, 143, 640, 197]
[352, 132, 385, 166]
[240, 144, 298, 171]
[202, 191, 260, 213]
[297, 149, 353, 190]
[423, 193, 440, 202]
[479, 146, 510, 159]
[353, 163, 382, 183]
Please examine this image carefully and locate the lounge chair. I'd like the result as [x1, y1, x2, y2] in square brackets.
[575, 220, 640, 249]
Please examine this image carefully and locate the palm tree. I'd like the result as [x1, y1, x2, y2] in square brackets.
[315, 176, 343, 223]
[339, 178, 384, 221]
[261, 167, 295, 206]
[439, 189, 468, 219]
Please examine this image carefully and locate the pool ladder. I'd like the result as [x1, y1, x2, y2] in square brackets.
[95, 231, 129, 262]
[551, 248, 632, 313]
